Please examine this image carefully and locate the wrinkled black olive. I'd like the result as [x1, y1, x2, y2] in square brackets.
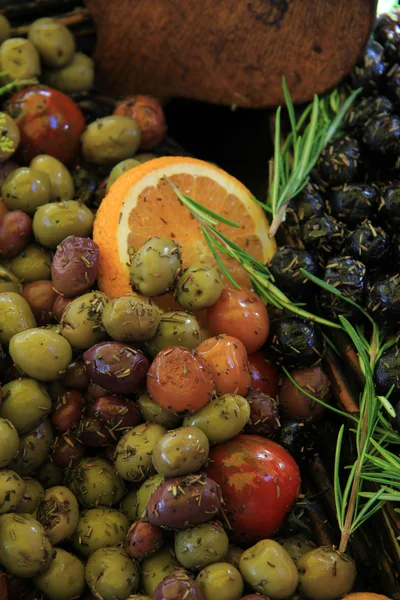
[319, 256, 366, 321]
[346, 95, 393, 135]
[342, 221, 390, 268]
[366, 273, 400, 330]
[328, 184, 378, 227]
[269, 317, 326, 368]
[375, 11, 400, 63]
[374, 345, 400, 401]
[301, 215, 345, 257]
[349, 40, 387, 92]
[362, 113, 400, 154]
[378, 183, 400, 231]
[274, 419, 318, 462]
[269, 247, 322, 300]
[317, 136, 360, 187]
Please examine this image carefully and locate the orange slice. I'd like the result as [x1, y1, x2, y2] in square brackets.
[94, 156, 276, 308]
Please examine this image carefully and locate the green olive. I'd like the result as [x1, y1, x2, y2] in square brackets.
[0, 15, 11, 44]
[196, 562, 244, 600]
[239, 539, 298, 599]
[152, 426, 209, 477]
[34, 547, 86, 600]
[42, 51, 94, 94]
[0, 378, 52, 433]
[0, 266, 22, 293]
[141, 545, 181, 596]
[0, 113, 20, 162]
[175, 521, 229, 570]
[0, 418, 19, 467]
[36, 485, 79, 545]
[183, 394, 251, 445]
[85, 546, 140, 599]
[136, 391, 182, 429]
[82, 115, 141, 165]
[136, 474, 165, 521]
[130, 237, 182, 297]
[9, 418, 53, 477]
[0, 292, 36, 345]
[0, 38, 41, 81]
[114, 423, 166, 483]
[175, 264, 223, 311]
[30, 154, 75, 201]
[135, 153, 157, 163]
[107, 158, 141, 191]
[0, 469, 26, 514]
[37, 459, 63, 489]
[32, 200, 94, 248]
[10, 328, 72, 382]
[2, 167, 51, 214]
[60, 291, 108, 350]
[11, 244, 52, 282]
[225, 545, 244, 570]
[102, 294, 161, 342]
[143, 310, 202, 358]
[28, 18, 75, 67]
[71, 507, 130, 558]
[297, 546, 357, 600]
[280, 535, 317, 564]
[120, 489, 138, 521]
[69, 457, 125, 508]
[16, 478, 45, 514]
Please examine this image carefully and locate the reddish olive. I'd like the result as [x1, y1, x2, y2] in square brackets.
[62, 358, 90, 390]
[21, 280, 58, 325]
[245, 390, 280, 437]
[279, 366, 330, 422]
[51, 431, 87, 468]
[248, 352, 280, 398]
[125, 520, 164, 560]
[52, 294, 75, 322]
[51, 390, 85, 432]
[0, 210, 32, 258]
[153, 573, 205, 600]
[113, 95, 166, 151]
[51, 236, 99, 297]
[90, 395, 142, 433]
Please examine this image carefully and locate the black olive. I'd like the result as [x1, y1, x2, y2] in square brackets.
[269, 247, 322, 300]
[317, 136, 360, 187]
[362, 113, 400, 154]
[385, 63, 400, 106]
[377, 183, 400, 230]
[327, 184, 378, 227]
[274, 419, 318, 462]
[374, 10, 400, 63]
[374, 345, 400, 401]
[349, 40, 387, 92]
[346, 95, 393, 135]
[286, 182, 324, 226]
[366, 273, 400, 330]
[269, 317, 326, 368]
[301, 215, 345, 257]
[342, 221, 390, 268]
[318, 256, 366, 321]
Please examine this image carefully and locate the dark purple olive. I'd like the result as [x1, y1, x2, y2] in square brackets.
[244, 390, 280, 437]
[90, 395, 142, 433]
[87, 381, 111, 399]
[0, 210, 32, 258]
[317, 136, 360, 187]
[51, 390, 85, 432]
[83, 341, 149, 395]
[51, 431, 87, 468]
[153, 573, 205, 600]
[51, 235, 99, 297]
[77, 416, 112, 447]
[63, 358, 90, 390]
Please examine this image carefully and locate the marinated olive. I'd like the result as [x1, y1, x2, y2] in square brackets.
[63, 358, 89, 389]
[102, 294, 161, 343]
[51, 236, 99, 297]
[141, 545, 181, 597]
[152, 426, 209, 477]
[51, 390, 84, 432]
[280, 535, 316, 563]
[21, 280, 57, 325]
[85, 546, 140, 599]
[15, 478, 44, 514]
[77, 416, 112, 448]
[0, 292, 36, 344]
[0, 513, 52, 577]
[114, 422, 166, 482]
[143, 310, 202, 358]
[147, 475, 222, 529]
[114, 95, 166, 150]
[28, 18, 75, 67]
[196, 562, 244, 600]
[9, 328, 72, 381]
[125, 519, 164, 560]
[9, 418, 53, 477]
[137, 392, 182, 429]
[2, 168, 51, 215]
[0, 38, 41, 81]
[33, 200, 94, 248]
[43, 52, 95, 94]
[175, 264, 223, 311]
[175, 521, 229, 570]
[0, 115, 18, 163]
[0, 469, 26, 514]
[50, 431, 86, 469]
[0, 210, 32, 260]
[153, 573, 205, 600]
[37, 458, 63, 489]
[0, 378, 52, 433]
[36, 485, 79, 544]
[34, 547, 85, 600]
[244, 390, 280, 437]
[11, 244, 52, 282]
[197, 335, 251, 396]
[297, 546, 357, 600]
[30, 155, 75, 201]
[107, 158, 141, 191]
[0, 418, 19, 467]
[69, 457, 125, 508]
[0, 266, 22, 293]
[130, 237, 182, 296]
[239, 539, 298, 599]
[60, 291, 108, 350]
[279, 366, 330, 422]
[71, 507, 129, 558]
[136, 474, 165, 520]
[82, 115, 141, 165]
[269, 317, 326, 368]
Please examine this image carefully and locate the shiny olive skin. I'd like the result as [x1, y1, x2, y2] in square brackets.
[183, 394, 251, 445]
[0, 113, 20, 162]
[33, 200, 94, 248]
[147, 475, 222, 529]
[63, 358, 89, 389]
[36, 485, 79, 544]
[152, 426, 209, 477]
[77, 416, 112, 448]
[114, 422, 166, 482]
[91, 395, 142, 432]
[0, 378, 52, 433]
[2, 168, 51, 214]
[0, 418, 19, 467]
[28, 18, 75, 67]
[71, 507, 130, 558]
[279, 366, 329, 422]
[0, 513, 52, 577]
[30, 154, 75, 201]
[175, 264, 223, 311]
[137, 391, 182, 429]
[84, 341, 149, 395]
[51, 236, 99, 297]
[82, 115, 141, 165]
[0, 38, 41, 81]
[120, 489, 138, 522]
[34, 547, 85, 600]
[130, 237, 182, 296]
[69, 457, 125, 508]
[0, 469, 26, 514]
[143, 310, 202, 357]
[0, 266, 22, 293]
[0, 210, 32, 259]
[136, 474, 165, 520]
[107, 158, 141, 191]
[154, 573, 205, 600]
[85, 546, 140, 599]
[21, 280, 58, 325]
[239, 540, 298, 599]
[175, 521, 229, 570]
[196, 562, 244, 600]
[125, 519, 164, 560]
[60, 291, 108, 350]
[50, 431, 86, 469]
[0, 292, 36, 344]
[297, 546, 357, 600]
[51, 389, 84, 432]
[141, 545, 182, 597]
[244, 390, 280, 437]
[9, 418, 53, 477]
[102, 294, 161, 342]
[9, 328, 72, 381]
[15, 478, 44, 514]
[43, 52, 95, 94]
[11, 244, 52, 282]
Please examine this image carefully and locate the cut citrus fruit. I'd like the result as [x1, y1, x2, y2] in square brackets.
[94, 156, 276, 308]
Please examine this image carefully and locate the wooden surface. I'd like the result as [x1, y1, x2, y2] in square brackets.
[85, 0, 377, 108]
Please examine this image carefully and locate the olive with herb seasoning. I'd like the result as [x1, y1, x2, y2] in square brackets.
[136, 391, 182, 429]
[349, 40, 387, 92]
[34, 547, 86, 600]
[317, 136, 360, 187]
[36, 485, 79, 544]
[328, 184, 378, 226]
[244, 389, 280, 437]
[71, 507, 129, 558]
[28, 18, 75, 68]
[114, 422, 166, 482]
[107, 158, 141, 191]
[52, 236, 99, 298]
[342, 221, 390, 268]
[11, 244, 52, 283]
[269, 317, 326, 368]
[297, 546, 356, 600]
[136, 474, 165, 521]
[130, 237, 182, 297]
[0, 266, 22, 294]
[0, 378, 52, 434]
[9, 418, 53, 477]
[301, 215, 345, 257]
[102, 294, 161, 342]
[33, 200, 94, 248]
[175, 521, 229, 570]
[196, 562, 244, 600]
[0, 292, 36, 345]
[143, 310, 202, 358]
[153, 573, 205, 600]
[319, 256, 366, 322]
[1, 168, 51, 215]
[125, 519, 164, 560]
[68, 457, 125, 508]
[141, 545, 182, 597]
[0, 418, 19, 468]
[268, 247, 322, 300]
[82, 115, 141, 165]
[85, 546, 140, 599]
[174, 264, 223, 311]
[366, 273, 400, 330]
[152, 426, 210, 477]
[30, 155, 75, 201]
[60, 291, 108, 350]
[0, 469, 26, 514]
[15, 477, 44, 514]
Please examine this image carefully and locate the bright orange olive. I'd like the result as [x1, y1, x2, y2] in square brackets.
[196, 335, 251, 396]
[207, 288, 270, 353]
